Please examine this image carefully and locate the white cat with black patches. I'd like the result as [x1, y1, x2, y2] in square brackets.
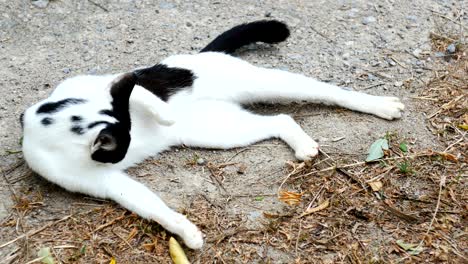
[21, 20, 404, 249]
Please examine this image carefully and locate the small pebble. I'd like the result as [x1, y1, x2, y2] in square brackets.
[362, 16, 376, 25]
[62, 68, 71, 74]
[32, 0, 49, 8]
[196, 158, 205, 165]
[446, 43, 456, 54]
[368, 73, 377, 81]
[394, 81, 403, 87]
[159, 2, 175, 9]
[406, 15, 417, 22]
[434, 52, 445, 58]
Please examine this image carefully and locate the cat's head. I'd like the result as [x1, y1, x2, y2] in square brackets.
[21, 73, 139, 168]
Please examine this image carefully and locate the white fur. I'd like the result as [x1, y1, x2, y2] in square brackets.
[22, 52, 404, 249]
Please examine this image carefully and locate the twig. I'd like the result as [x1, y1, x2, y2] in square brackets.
[25, 256, 44, 264]
[1, 166, 18, 201]
[428, 9, 468, 30]
[429, 32, 457, 42]
[224, 148, 249, 163]
[390, 56, 407, 69]
[304, 185, 325, 212]
[208, 227, 252, 245]
[298, 151, 435, 178]
[112, 229, 134, 250]
[417, 175, 446, 249]
[381, 202, 418, 223]
[427, 94, 465, 118]
[444, 130, 467, 152]
[93, 213, 125, 233]
[87, 0, 109, 12]
[319, 150, 369, 191]
[0, 214, 73, 249]
[295, 220, 302, 256]
[409, 96, 439, 101]
[310, 26, 335, 43]
[359, 83, 384, 91]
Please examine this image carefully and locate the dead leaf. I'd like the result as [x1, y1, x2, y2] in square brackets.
[126, 227, 138, 241]
[109, 257, 116, 264]
[396, 240, 423, 255]
[368, 181, 383, 191]
[300, 199, 330, 217]
[37, 247, 54, 264]
[169, 237, 190, 264]
[278, 190, 303, 206]
[437, 152, 458, 162]
[142, 242, 155, 252]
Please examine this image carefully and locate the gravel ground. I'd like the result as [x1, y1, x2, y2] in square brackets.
[0, 0, 464, 263]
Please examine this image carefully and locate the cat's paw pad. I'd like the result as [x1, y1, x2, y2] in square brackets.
[295, 141, 319, 160]
[373, 97, 405, 120]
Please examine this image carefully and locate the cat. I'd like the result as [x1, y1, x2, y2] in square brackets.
[20, 20, 404, 249]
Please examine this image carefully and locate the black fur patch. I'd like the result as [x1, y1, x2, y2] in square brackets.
[71, 115, 83, 122]
[99, 109, 115, 117]
[36, 98, 86, 114]
[20, 112, 24, 128]
[91, 73, 136, 164]
[71, 125, 85, 135]
[87, 121, 111, 129]
[200, 20, 290, 54]
[41, 117, 54, 126]
[134, 64, 195, 101]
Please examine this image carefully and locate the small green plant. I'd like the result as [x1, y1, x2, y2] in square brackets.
[398, 161, 413, 175]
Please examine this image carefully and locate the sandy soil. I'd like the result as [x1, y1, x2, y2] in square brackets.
[0, 0, 465, 263]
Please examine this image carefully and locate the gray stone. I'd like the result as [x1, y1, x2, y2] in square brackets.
[406, 15, 418, 22]
[446, 43, 456, 54]
[362, 16, 376, 25]
[196, 158, 205, 165]
[32, 0, 49, 8]
[159, 1, 175, 9]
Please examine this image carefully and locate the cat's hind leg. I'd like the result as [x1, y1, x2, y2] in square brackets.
[171, 101, 319, 160]
[179, 53, 404, 120]
[229, 67, 405, 120]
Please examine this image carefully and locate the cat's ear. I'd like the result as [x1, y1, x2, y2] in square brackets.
[91, 130, 117, 153]
[90, 73, 135, 164]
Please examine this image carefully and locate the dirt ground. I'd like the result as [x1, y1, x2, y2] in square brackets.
[0, 0, 466, 263]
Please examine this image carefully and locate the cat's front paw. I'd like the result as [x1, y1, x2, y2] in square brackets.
[174, 214, 204, 249]
[182, 225, 204, 249]
[294, 139, 319, 160]
[371, 97, 405, 120]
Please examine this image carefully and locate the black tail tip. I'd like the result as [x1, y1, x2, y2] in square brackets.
[258, 20, 290, 44]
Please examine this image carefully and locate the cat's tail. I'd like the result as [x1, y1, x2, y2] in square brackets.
[200, 20, 290, 54]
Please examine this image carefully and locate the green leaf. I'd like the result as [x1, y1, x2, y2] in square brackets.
[38, 247, 54, 264]
[396, 240, 423, 255]
[366, 138, 389, 162]
[254, 196, 264, 201]
[399, 142, 408, 153]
